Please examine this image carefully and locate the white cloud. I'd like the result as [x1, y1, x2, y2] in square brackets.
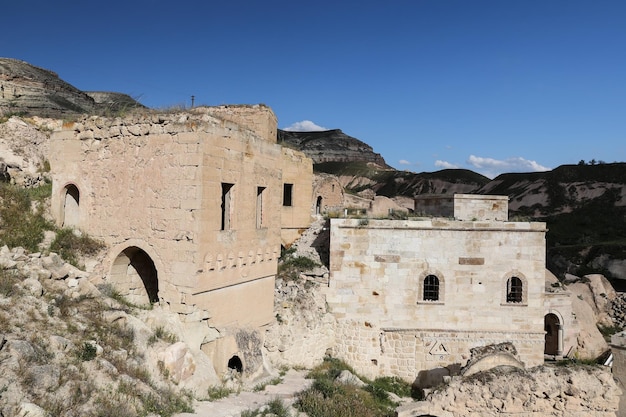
[435, 160, 460, 169]
[467, 155, 550, 178]
[282, 120, 327, 132]
[398, 159, 411, 165]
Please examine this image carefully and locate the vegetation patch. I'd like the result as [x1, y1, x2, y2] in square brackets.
[277, 247, 320, 281]
[0, 183, 52, 252]
[295, 357, 413, 417]
[50, 228, 105, 268]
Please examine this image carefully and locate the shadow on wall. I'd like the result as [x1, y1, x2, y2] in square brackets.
[413, 364, 461, 396]
[311, 219, 331, 267]
[110, 246, 159, 305]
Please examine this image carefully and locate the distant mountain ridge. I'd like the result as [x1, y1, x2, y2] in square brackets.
[0, 58, 144, 117]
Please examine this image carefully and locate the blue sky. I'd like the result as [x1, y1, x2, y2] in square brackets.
[3, 0, 626, 178]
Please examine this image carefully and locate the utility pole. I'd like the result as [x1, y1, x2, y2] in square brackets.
[191, 95, 195, 108]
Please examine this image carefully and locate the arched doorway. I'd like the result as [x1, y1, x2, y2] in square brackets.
[316, 196, 323, 215]
[109, 247, 159, 305]
[62, 184, 80, 227]
[544, 313, 562, 356]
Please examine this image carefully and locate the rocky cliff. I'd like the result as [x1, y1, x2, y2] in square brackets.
[278, 128, 389, 167]
[0, 58, 144, 117]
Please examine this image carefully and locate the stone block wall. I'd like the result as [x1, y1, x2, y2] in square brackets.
[49, 107, 313, 360]
[414, 194, 509, 221]
[280, 148, 314, 245]
[312, 174, 344, 215]
[327, 217, 547, 381]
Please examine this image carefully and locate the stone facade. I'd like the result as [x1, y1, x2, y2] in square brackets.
[326, 195, 555, 383]
[312, 174, 344, 216]
[415, 194, 509, 221]
[48, 105, 313, 376]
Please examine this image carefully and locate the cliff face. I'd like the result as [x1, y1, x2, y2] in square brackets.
[278, 128, 389, 167]
[0, 58, 143, 117]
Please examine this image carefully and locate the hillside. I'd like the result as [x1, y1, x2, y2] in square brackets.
[278, 129, 389, 167]
[0, 58, 144, 117]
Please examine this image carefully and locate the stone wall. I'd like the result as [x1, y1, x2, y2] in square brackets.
[414, 194, 509, 221]
[280, 148, 314, 245]
[312, 174, 344, 216]
[48, 106, 313, 376]
[326, 214, 547, 381]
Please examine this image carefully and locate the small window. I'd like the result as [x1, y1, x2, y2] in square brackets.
[423, 274, 439, 301]
[221, 183, 234, 230]
[506, 276, 523, 303]
[256, 186, 266, 228]
[283, 183, 293, 207]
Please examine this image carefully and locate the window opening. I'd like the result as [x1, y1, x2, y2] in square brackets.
[256, 186, 266, 228]
[507, 276, 523, 303]
[62, 184, 80, 227]
[221, 183, 234, 230]
[283, 183, 293, 207]
[423, 274, 439, 301]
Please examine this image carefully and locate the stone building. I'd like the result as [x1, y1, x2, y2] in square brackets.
[326, 194, 576, 384]
[312, 173, 344, 216]
[48, 105, 313, 376]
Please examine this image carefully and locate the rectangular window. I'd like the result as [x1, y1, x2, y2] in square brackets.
[283, 183, 293, 207]
[256, 186, 266, 228]
[221, 183, 234, 230]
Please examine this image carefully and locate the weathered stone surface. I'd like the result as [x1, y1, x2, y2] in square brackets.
[398, 365, 620, 417]
[0, 58, 144, 118]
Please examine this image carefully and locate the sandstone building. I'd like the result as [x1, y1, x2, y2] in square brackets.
[48, 105, 312, 375]
[326, 194, 577, 383]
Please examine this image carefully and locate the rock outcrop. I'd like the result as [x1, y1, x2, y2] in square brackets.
[399, 364, 620, 417]
[0, 58, 144, 117]
[278, 128, 389, 167]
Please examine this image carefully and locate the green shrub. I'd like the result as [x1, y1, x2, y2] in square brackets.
[79, 342, 97, 361]
[50, 228, 105, 267]
[369, 376, 414, 399]
[0, 269, 21, 297]
[277, 254, 320, 281]
[297, 357, 396, 417]
[206, 385, 235, 401]
[142, 386, 194, 417]
[24, 180, 52, 201]
[0, 183, 52, 252]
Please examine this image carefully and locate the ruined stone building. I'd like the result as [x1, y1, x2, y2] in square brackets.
[48, 105, 312, 375]
[326, 194, 577, 384]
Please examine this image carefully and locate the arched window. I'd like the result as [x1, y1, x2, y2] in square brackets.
[506, 276, 523, 303]
[423, 274, 440, 301]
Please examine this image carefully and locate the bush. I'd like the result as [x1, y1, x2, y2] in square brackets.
[79, 342, 97, 361]
[297, 357, 397, 417]
[0, 183, 52, 252]
[50, 228, 105, 267]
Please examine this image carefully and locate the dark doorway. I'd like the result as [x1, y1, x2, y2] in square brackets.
[316, 196, 323, 214]
[227, 355, 243, 373]
[544, 313, 561, 356]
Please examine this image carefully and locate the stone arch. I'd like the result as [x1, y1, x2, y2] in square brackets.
[109, 246, 159, 305]
[62, 183, 80, 228]
[544, 312, 563, 356]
